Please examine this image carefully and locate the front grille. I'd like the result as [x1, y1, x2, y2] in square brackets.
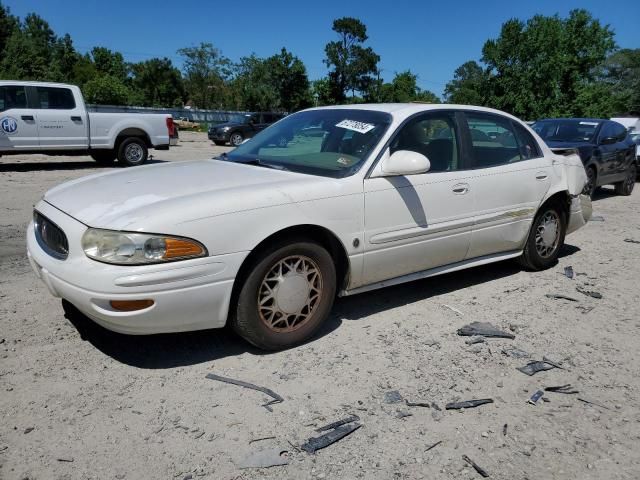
[34, 211, 68, 260]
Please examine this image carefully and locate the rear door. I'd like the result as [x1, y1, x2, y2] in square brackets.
[0, 84, 39, 150]
[33, 86, 88, 149]
[462, 111, 551, 258]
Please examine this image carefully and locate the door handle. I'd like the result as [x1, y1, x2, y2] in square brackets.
[535, 172, 548, 180]
[452, 183, 469, 194]
[71, 116, 82, 122]
[21, 115, 34, 121]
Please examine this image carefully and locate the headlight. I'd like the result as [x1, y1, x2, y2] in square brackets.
[221, 126, 231, 132]
[81, 229, 207, 265]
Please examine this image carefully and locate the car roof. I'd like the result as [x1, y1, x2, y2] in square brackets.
[0, 80, 76, 89]
[535, 118, 606, 123]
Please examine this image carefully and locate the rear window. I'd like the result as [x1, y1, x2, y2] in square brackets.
[36, 87, 76, 110]
[0, 85, 28, 111]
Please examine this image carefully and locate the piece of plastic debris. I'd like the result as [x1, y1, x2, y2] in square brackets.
[395, 409, 412, 419]
[445, 399, 494, 410]
[590, 215, 605, 221]
[249, 436, 277, 444]
[576, 287, 602, 299]
[205, 373, 283, 410]
[501, 347, 530, 359]
[563, 266, 575, 279]
[457, 322, 515, 339]
[624, 238, 640, 244]
[542, 397, 550, 402]
[431, 402, 442, 411]
[542, 356, 567, 371]
[528, 390, 544, 405]
[503, 423, 508, 436]
[442, 304, 464, 316]
[576, 305, 595, 314]
[544, 384, 579, 394]
[517, 360, 557, 376]
[462, 454, 490, 477]
[301, 422, 361, 454]
[384, 390, 403, 404]
[577, 397, 611, 411]
[465, 337, 486, 345]
[56, 457, 74, 462]
[545, 293, 579, 302]
[405, 399, 431, 408]
[315, 415, 360, 433]
[238, 448, 289, 469]
[425, 440, 442, 452]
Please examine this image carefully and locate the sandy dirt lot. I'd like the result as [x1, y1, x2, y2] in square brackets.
[1, 131, 639, 479]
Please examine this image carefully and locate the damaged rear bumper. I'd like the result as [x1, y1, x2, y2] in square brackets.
[567, 194, 592, 234]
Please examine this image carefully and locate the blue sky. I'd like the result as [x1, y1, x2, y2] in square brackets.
[5, 0, 640, 97]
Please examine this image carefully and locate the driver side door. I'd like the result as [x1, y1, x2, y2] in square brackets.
[362, 111, 475, 285]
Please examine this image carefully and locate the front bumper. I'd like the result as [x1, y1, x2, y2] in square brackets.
[567, 194, 592, 235]
[27, 201, 248, 335]
[208, 130, 230, 142]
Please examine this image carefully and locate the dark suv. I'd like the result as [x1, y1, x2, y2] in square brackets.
[532, 118, 637, 197]
[208, 112, 286, 146]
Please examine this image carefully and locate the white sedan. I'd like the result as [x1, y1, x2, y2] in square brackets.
[27, 104, 592, 350]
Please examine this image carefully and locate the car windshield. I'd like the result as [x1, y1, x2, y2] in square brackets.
[226, 114, 250, 124]
[223, 109, 392, 178]
[532, 119, 600, 143]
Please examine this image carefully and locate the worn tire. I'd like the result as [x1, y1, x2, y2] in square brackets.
[90, 150, 116, 165]
[614, 163, 636, 196]
[583, 166, 597, 197]
[229, 132, 244, 147]
[213, 140, 226, 146]
[232, 240, 336, 351]
[518, 201, 567, 271]
[117, 137, 148, 167]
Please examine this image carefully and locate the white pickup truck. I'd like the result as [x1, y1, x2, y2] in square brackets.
[0, 81, 175, 166]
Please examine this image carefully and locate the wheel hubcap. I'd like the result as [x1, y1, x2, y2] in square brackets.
[231, 134, 242, 145]
[125, 144, 143, 163]
[535, 211, 560, 258]
[258, 255, 323, 332]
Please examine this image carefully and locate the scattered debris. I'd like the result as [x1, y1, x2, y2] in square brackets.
[502, 424, 508, 436]
[576, 287, 603, 299]
[405, 400, 431, 408]
[528, 390, 544, 405]
[249, 436, 277, 444]
[590, 215, 605, 222]
[457, 322, 515, 339]
[501, 347, 531, 359]
[205, 373, 283, 411]
[315, 415, 360, 433]
[301, 422, 362, 454]
[542, 396, 550, 403]
[563, 266, 575, 279]
[23, 427, 34, 434]
[517, 360, 557, 376]
[431, 402, 442, 411]
[56, 457, 74, 462]
[238, 448, 289, 469]
[576, 305, 595, 314]
[545, 293, 579, 302]
[395, 409, 413, 419]
[425, 440, 442, 452]
[577, 397, 612, 411]
[446, 398, 494, 410]
[545, 384, 579, 394]
[442, 304, 464, 316]
[465, 337, 486, 345]
[542, 356, 567, 371]
[624, 238, 640, 244]
[383, 390, 403, 404]
[462, 454, 490, 478]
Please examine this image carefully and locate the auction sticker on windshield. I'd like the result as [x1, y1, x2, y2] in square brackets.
[336, 119, 375, 134]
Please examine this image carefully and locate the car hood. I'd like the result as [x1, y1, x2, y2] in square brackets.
[210, 121, 243, 130]
[43, 160, 347, 230]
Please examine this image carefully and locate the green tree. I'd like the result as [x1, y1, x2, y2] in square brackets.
[0, 1, 18, 56]
[324, 17, 380, 103]
[368, 70, 440, 103]
[444, 61, 489, 105]
[600, 48, 640, 115]
[130, 58, 185, 107]
[264, 48, 312, 112]
[91, 46, 128, 82]
[83, 75, 131, 105]
[178, 42, 231, 109]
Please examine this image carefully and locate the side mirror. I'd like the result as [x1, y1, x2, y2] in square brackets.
[600, 136, 617, 145]
[375, 149, 431, 177]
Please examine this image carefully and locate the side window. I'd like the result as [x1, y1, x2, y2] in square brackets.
[390, 113, 460, 172]
[612, 122, 627, 142]
[466, 113, 522, 168]
[0, 85, 28, 111]
[512, 122, 542, 160]
[36, 87, 76, 110]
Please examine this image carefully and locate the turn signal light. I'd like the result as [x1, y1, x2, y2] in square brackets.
[110, 299, 155, 312]
[164, 238, 205, 259]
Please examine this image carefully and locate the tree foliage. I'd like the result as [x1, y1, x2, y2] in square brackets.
[177, 42, 231, 109]
[369, 70, 440, 103]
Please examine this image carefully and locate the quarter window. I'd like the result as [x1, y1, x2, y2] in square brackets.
[35, 87, 76, 110]
[466, 113, 522, 168]
[390, 113, 460, 172]
[512, 122, 542, 159]
[0, 85, 28, 111]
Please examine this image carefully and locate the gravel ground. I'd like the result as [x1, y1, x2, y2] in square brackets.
[1, 132, 639, 479]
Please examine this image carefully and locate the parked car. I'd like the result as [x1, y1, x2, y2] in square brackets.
[532, 118, 636, 196]
[28, 104, 591, 350]
[0, 81, 174, 166]
[173, 116, 199, 130]
[208, 112, 285, 146]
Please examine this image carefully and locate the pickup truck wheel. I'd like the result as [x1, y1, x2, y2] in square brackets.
[232, 240, 336, 350]
[518, 202, 566, 271]
[229, 132, 244, 146]
[118, 138, 148, 167]
[90, 151, 116, 165]
[614, 163, 636, 196]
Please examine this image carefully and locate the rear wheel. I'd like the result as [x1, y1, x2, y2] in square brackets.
[614, 163, 636, 196]
[518, 201, 566, 271]
[117, 137, 148, 167]
[90, 150, 116, 165]
[583, 166, 596, 197]
[232, 240, 336, 350]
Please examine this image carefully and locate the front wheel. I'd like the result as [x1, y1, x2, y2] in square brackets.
[518, 202, 566, 271]
[232, 241, 337, 350]
[117, 137, 148, 167]
[614, 163, 636, 196]
[229, 132, 244, 147]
